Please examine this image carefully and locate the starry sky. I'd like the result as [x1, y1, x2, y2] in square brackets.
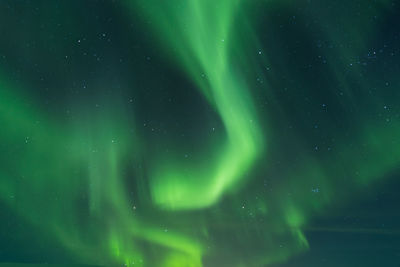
[0, 0, 400, 266]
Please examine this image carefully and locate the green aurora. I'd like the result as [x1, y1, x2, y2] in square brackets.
[0, 0, 400, 266]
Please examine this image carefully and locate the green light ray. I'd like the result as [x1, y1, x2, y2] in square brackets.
[131, 0, 265, 210]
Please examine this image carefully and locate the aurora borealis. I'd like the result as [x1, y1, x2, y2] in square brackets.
[1, 0, 400, 266]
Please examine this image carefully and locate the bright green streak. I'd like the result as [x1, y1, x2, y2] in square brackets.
[0, 1, 399, 267]
[133, 0, 265, 210]
[0, 79, 203, 266]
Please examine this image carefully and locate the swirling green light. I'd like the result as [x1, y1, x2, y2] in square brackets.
[132, 0, 265, 210]
[0, 0, 399, 266]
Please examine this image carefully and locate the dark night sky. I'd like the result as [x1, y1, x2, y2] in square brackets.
[0, 0, 400, 266]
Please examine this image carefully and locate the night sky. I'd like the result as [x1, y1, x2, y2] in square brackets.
[1, 0, 400, 266]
